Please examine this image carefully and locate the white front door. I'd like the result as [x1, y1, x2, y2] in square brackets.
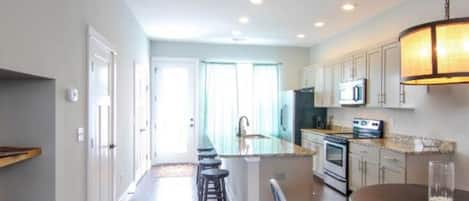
[134, 62, 151, 182]
[152, 58, 197, 164]
[87, 27, 116, 201]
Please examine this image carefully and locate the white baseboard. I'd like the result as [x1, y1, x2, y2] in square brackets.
[118, 181, 136, 201]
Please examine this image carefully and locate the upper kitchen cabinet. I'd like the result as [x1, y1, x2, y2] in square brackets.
[381, 41, 423, 109]
[301, 66, 316, 88]
[314, 66, 326, 107]
[342, 56, 354, 82]
[366, 47, 383, 108]
[314, 64, 336, 108]
[331, 63, 342, 107]
[323, 65, 334, 107]
[342, 52, 367, 82]
[382, 42, 402, 108]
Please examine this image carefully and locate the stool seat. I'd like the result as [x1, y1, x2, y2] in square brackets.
[201, 169, 229, 179]
[199, 159, 222, 167]
[198, 147, 214, 152]
[198, 151, 217, 158]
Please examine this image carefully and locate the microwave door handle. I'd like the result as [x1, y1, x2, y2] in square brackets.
[353, 85, 359, 101]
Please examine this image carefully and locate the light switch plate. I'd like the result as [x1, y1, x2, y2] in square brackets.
[77, 127, 85, 142]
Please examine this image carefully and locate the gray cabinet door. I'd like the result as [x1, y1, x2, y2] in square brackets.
[349, 153, 363, 191]
[382, 42, 402, 108]
[366, 47, 383, 107]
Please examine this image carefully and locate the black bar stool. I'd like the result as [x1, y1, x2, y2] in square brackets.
[197, 150, 217, 161]
[200, 169, 229, 201]
[197, 147, 214, 152]
[196, 158, 222, 198]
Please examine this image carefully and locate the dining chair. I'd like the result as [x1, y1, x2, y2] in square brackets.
[269, 178, 287, 201]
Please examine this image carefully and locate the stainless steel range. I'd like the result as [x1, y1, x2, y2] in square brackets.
[323, 118, 384, 195]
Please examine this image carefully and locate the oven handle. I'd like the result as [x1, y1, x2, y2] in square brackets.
[324, 171, 347, 182]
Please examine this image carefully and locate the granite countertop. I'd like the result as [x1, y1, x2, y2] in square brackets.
[199, 134, 315, 158]
[349, 136, 455, 155]
[301, 127, 353, 136]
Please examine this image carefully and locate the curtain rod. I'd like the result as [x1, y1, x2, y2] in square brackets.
[201, 60, 283, 66]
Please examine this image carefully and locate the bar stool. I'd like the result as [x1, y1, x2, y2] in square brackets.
[196, 158, 222, 198]
[197, 150, 217, 161]
[197, 147, 214, 152]
[200, 169, 229, 201]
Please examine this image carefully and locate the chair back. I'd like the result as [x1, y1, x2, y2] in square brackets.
[269, 179, 287, 201]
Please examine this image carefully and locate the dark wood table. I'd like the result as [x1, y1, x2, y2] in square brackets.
[351, 184, 469, 201]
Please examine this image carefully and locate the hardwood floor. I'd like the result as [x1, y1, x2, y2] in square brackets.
[131, 165, 348, 201]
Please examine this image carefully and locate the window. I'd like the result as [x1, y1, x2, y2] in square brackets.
[202, 62, 280, 139]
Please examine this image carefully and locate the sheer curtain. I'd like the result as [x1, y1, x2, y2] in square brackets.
[203, 62, 279, 138]
[204, 63, 239, 140]
[252, 64, 279, 136]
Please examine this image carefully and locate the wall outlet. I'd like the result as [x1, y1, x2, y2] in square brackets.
[77, 127, 85, 142]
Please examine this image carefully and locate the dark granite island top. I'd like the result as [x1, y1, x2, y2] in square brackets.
[199, 134, 315, 158]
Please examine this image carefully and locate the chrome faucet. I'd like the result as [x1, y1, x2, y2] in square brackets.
[237, 116, 250, 137]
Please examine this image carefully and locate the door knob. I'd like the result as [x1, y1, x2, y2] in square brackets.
[109, 144, 117, 149]
[190, 124, 194, 127]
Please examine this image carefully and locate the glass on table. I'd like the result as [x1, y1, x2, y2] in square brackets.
[429, 161, 455, 201]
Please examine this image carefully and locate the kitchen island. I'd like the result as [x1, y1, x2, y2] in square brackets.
[199, 134, 315, 201]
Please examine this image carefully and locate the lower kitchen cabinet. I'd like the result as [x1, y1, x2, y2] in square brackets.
[380, 166, 405, 184]
[349, 153, 363, 191]
[348, 142, 451, 192]
[301, 131, 325, 178]
[349, 143, 380, 191]
[363, 160, 380, 187]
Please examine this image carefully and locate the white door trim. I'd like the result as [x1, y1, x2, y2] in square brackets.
[133, 60, 151, 183]
[150, 57, 200, 165]
[87, 25, 117, 201]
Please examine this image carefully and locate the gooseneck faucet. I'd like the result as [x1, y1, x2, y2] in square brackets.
[237, 116, 250, 137]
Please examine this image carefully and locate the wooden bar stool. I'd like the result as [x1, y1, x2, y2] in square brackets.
[196, 159, 222, 198]
[200, 169, 229, 201]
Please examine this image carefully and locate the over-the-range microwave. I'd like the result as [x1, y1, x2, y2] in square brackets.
[339, 79, 366, 105]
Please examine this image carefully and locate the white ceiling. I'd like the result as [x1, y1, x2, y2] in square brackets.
[125, 0, 407, 47]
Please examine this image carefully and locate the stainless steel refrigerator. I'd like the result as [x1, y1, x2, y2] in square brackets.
[279, 88, 327, 146]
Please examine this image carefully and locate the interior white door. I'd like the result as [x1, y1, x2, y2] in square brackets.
[87, 27, 116, 201]
[152, 58, 197, 164]
[134, 62, 151, 182]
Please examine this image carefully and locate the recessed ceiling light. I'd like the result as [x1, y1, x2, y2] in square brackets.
[250, 0, 263, 5]
[314, 22, 325, 27]
[232, 30, 242, 36]
[342, 3, 355, 11]
[296, 34, 305, 39]
[239, 16, 250, 24]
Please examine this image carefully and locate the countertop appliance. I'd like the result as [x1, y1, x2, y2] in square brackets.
[323, 118, 384, 195]
[339, 79, 366, 106]
[279, 88, 327, 146]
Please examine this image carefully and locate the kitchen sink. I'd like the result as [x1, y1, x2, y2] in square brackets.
[240, 134, 270, 139]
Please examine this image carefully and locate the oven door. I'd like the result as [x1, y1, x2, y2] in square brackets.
[324, 140, 347, 178]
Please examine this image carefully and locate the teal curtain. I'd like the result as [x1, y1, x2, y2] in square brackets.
[204, 63, 239, 140]
[252, 64, 280, 136]
[202, 62, 280, 138]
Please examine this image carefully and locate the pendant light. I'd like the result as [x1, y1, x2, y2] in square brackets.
[400, 0, 469, 85]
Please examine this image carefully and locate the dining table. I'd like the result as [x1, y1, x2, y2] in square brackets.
[351, 184, 469, 201]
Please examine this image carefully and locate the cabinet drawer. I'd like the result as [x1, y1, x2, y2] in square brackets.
[380, 149, 406, 170]
[302, 132, 324, 143]
[350, 143, 379, 161]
